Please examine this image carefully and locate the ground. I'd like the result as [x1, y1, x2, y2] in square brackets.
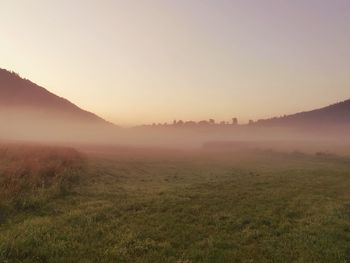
[1, 146, 350, 262]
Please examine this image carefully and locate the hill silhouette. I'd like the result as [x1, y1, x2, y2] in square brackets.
[1, 67, 349, 145]
[252, 100, 350, 128]
[0, 68, 111, 124]
[0, 68, 116, 143]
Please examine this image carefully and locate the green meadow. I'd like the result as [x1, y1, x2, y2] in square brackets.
[1, 145, 350, 262]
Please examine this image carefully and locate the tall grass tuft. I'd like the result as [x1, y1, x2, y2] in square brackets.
[0, 144, 85, 209]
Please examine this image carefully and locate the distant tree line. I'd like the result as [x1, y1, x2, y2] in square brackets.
[143, 118, 239, 128]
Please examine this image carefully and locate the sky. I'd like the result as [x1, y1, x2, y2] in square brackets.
[1, 0, 350, 126]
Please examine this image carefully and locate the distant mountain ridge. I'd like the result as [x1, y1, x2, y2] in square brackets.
[0, 68, 110, 124]
[252, 99, 350, 128]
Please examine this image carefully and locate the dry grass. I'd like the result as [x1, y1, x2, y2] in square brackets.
[0, 144, 85, 206]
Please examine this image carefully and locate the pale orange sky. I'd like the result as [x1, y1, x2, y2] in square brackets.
[1, 0, 350, 126]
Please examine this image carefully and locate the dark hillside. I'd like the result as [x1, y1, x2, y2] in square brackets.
[0, 68, 109, 124]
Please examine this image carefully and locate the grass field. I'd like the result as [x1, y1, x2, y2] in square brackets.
[1, 145, 350, 262]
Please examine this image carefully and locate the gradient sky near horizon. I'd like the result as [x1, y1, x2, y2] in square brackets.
[1, 0, 350, 126]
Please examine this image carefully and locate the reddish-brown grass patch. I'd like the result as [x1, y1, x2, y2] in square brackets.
[0, 144, 85, 203]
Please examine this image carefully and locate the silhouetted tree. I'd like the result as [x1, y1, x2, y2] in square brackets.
[198, 120, 209, 125]
[184, 121, 196, 127]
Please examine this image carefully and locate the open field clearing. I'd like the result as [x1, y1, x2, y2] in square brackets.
[1, 146, 350, 262]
